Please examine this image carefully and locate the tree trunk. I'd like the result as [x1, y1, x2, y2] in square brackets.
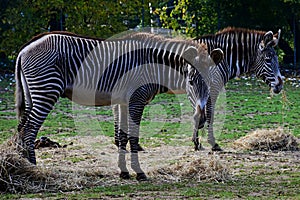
[287, 16, 300, 67]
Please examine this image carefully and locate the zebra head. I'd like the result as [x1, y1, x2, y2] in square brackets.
[187, 48, 224, 129]
[254, 30, 283, 94]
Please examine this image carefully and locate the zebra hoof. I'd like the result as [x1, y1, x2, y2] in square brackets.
[195, 144, 205, 151]
[137, 144, 145, 151]
[120, 171, 130, 179]
[212, 144, 223, 151]
[136, 173, 147, 181]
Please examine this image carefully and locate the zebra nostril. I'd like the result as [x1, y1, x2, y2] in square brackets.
[273, 87, 280, 94]
[273, 83, 282, 94]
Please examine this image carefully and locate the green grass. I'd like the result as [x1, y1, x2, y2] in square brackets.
[0, 76, 16, 143]
[3, 76, 298, 145]
[3, 171, 299, 199]
[0, 75, 300, 199]
[223, 78, 300, 138]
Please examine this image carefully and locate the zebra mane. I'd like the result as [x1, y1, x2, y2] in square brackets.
[119, 32, 208, 53]
[119, 32, 190, 43]
[216, 27, 266, 35]
[196, 27, 266, 40]
[119, 32, 177, 41]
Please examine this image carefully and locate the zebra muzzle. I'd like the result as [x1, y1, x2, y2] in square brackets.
[272, 76, 283, 94]
[193, 102, 206, 129]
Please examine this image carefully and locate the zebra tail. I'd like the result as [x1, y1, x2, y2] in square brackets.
[15, 55, 25, 120]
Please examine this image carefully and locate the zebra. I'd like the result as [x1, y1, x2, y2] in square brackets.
[13, 31, 223, 181]
[112, 32, 224, 151]
[191, 27, 283, 151]
[114, 28, 283, 152]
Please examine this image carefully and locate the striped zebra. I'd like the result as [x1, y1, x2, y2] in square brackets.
[13, 31, 223, 181]
[192, 27, 283, 151]
[112, 32, 224, 151]
[114, 28, 283, 151]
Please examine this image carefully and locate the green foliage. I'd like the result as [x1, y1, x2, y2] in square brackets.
[0, 0, 157, 70]
[156, 0, 218, 37]
[157, 0, 299, 35]
[1, 0, 300, 70]
[156, 0, 300, 66]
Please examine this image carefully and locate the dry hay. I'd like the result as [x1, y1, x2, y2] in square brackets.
[0, 141, 107, 194]
[232, 127, 299, 151]
[0, 142, 52, 193]
[150, 154, 231, 183]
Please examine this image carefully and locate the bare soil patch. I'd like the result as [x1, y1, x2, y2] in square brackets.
[1, 133, 299, 195]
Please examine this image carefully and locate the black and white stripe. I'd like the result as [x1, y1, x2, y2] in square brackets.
[193, 27, 283, 151]
[14, 32, 220, 181]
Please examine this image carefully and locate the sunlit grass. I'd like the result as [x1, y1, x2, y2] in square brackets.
[0, 75, 299, 199]
[0, 76, 299, 145]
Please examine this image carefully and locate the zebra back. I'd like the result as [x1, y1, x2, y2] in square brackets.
[16, 32, 217, 105]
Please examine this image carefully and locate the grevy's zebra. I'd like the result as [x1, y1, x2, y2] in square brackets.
[193, 27, 283, 151]
[114, 28, 283, 152]
[112, 33, 223, 151]
[14, 32, 223, 181]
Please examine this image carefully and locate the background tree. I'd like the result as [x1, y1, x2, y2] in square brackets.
[0, 0, 157, 72]
[155, 0, 218, 37]
[157, 0, 300, 68]
[0, 0, 299, 72]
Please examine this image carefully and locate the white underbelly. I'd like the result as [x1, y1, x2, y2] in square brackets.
[166, 89, 186, 94]
[64, 87, 112, 106]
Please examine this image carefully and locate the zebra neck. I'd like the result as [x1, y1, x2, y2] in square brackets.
[199, 31, 263, 80]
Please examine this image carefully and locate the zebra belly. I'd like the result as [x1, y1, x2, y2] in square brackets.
[63, 87, 113, 106]
[166, 89, 186, 94]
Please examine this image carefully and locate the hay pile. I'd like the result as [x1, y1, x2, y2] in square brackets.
[232, 128, 299, 151]
[0, 142, 59, 193]
[0, 141, 106, 194]
[150, 154, 230, 182]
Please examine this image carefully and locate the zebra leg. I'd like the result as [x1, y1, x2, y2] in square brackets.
[128, 100, 147, 181]
[206, 96, 222, 151]
[15, 119, 40, 164]
[113, 104, 120, 148]
[113, 104, 145, 152]
[15, 90, 61, 164]
[117, 104, 130, 179]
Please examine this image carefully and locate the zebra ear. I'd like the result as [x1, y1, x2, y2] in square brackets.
[263, 31, 274, 45]
[210, 48, 224, 65]
[272, 29, 281, 47]
[259, 31, 272, 50]
[183, 46, 198, 65]
[263, 30, 280, 48]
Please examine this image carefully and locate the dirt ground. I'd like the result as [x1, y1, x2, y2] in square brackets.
[34, 134, 300, 192]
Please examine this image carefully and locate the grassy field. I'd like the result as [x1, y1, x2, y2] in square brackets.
[0, 74, 299, 199]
